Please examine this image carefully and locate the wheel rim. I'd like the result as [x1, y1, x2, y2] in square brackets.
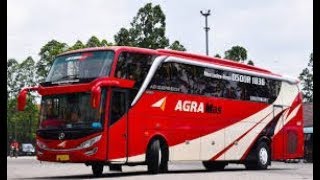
[158, 148, 162, 166]
[259, 147, 268, 165]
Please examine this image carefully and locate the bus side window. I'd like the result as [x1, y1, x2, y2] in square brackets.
[115, 52, 155, 89]
[115, 53, 127, 79]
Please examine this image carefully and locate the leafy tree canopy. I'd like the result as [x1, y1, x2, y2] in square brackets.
[247, 60, 254, 66]
[299, 52, 313, 102]
[169, 41, 186, 51]
[36, 40, 68, 82]
[214, 54, 221, 58]
[86, 36, 102, 47]
[69, 40, 85, 50]
[224, 45, 248, 63]
[114, 3, 185, 51]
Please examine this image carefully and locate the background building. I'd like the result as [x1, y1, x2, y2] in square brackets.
[303, 103, 313, 162]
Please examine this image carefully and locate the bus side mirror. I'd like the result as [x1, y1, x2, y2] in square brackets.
[17, 89, 28, 111]
[91, 86, 101, 109]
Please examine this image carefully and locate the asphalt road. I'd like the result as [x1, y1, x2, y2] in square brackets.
[7, 156, 313, 179]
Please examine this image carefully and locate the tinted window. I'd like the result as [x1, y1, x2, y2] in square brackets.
[171, 63, 197, 94]
[148, 62, 281, 104]
[151, 63, 172, 87]
[115, 52, 156, 89]
[149, 63, 198, 94]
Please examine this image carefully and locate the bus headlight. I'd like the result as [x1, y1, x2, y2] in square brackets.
[36, 140, 47, 149]
[77, 135, 102, 149]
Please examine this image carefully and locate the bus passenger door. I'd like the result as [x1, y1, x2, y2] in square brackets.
[107, 89, 129, 162]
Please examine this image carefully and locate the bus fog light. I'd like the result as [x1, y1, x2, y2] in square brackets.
[84, 147, 98, 156]
[77, 135, 102, 149]
[37, 150, 43, 156]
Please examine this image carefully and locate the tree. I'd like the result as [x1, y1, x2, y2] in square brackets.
[69, 40, 85, 50]
[169, 40, 186, 51]
[7, 96, 39, 146]
[114, 28, 132, 46]
[36, 40, 68, 82]
[86, 36, 102, 47]
[7, 59, 19, 98]
[101, 39, 113, 46]
[114, 3, 176, 49]
[16, 57, 37, 89]
[214, 54, 221, 58]
[7, 56, 39, 149]
[247, 60, 254, 66]
[299, 52, 313, 102]
[224, 46, 248, 63]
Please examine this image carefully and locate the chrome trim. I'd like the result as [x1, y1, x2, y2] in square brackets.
[38, 135, 102, 152]
[84, 147, 98, 156]
[39, 146, 84, 152]
[131, 56, 168, 106]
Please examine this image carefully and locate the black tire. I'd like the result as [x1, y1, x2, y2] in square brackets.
[202, 161, 227, 171]
[92, 163, 104, 177]
[146, 140, 168, 174]
[245, 141, 270, 170]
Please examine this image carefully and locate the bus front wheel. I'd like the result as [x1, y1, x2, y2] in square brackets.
[146, 139, 167, 174]
[92, 163, 104, 177]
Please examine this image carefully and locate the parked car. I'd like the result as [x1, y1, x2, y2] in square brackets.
[20, 143, 35, 156]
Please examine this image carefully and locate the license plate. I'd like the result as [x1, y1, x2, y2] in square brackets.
[56, 154, 69, 161]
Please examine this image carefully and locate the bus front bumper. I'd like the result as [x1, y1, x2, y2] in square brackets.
[36, 146, 104, 163]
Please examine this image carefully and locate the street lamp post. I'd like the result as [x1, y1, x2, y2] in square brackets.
[200, 10, 211, 56]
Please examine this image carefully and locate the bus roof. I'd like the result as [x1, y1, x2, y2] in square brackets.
[58, 46, 159, 57]
[58, 46, 297, 82]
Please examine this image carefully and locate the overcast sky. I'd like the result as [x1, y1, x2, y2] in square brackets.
[7, 0, 312, 78]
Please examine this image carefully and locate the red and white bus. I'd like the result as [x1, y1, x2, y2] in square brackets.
[17, 46, 304, 176]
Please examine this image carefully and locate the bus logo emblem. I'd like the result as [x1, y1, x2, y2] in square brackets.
[58, 132, 65, 140]
[152, 97, 167, 111]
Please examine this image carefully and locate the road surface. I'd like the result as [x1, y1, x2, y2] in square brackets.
[7, 156, 312, 179]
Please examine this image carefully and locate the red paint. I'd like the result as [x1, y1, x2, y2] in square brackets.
[271, 100, 304, 160]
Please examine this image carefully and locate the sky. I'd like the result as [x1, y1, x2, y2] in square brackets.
[7, 0, 313, 79]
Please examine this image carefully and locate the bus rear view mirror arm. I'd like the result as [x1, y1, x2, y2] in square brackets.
[90, 78, 136, 109]
[91, 85, 101, 109]
[17, 87, 39, 111]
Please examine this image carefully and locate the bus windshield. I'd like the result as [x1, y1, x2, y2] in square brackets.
[39, 91, 106, 130]
[45, 50, 115, 82]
